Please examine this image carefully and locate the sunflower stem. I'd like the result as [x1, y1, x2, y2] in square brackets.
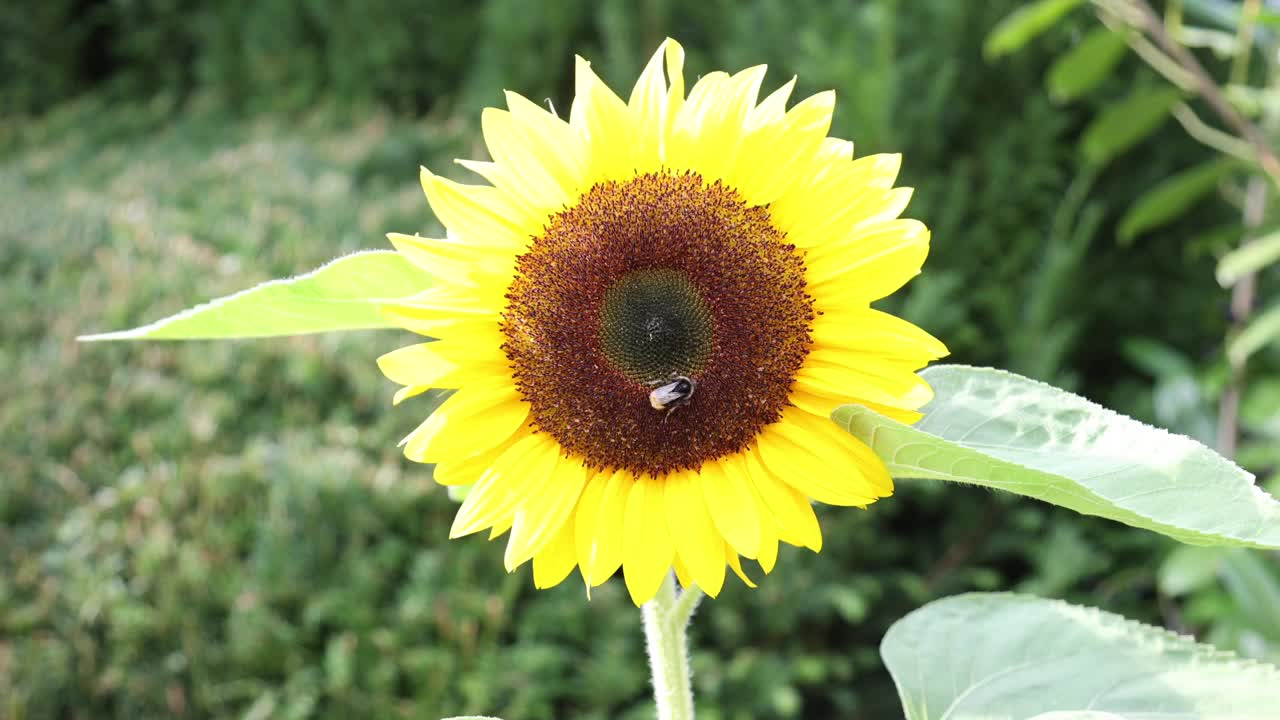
[642, 573, 703, 720]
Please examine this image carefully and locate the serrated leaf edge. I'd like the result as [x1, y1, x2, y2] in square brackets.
[834, 365, 1277, 549]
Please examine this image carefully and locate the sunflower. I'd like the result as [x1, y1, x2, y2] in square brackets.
[376, 38, 947, 605]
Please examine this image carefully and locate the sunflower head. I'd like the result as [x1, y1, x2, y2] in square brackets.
[377, 39, 948, 605]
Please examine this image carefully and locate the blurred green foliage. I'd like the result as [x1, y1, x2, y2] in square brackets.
[2, 0, 1279, 719]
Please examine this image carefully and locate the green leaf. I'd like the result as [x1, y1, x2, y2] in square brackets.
[1122, 337, 1196, 378]
[1229, 302, 1280, 366]
[1080, 86, 1183, 166]
[881, 592, 1280, 720]
[984, 0, 1086, 60]
[834, 365, 1280, 549]
[1047, 28, 1129, 102]
[1187, 223, 1242, 260]
[1119, 159, 1235, 243]
[1220, 549, 1280, 643]
[1178, 26, 1243, 59]
[1158, 545, 1224, 596]
[79, 250, 429, 340]
[1217, 230, 1280, 287]
[1225, 83, 1270, 118]
[1242, 379, 1280, 436]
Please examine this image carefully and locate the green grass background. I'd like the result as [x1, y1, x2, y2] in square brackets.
[3, 1, 1278, 718]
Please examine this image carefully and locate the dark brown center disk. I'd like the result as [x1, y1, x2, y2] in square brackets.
[501, 171, 814, 477]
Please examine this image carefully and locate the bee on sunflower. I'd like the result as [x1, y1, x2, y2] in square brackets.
[376, 38, 947, 605]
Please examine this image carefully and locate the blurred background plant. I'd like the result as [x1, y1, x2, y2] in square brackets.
[1, 0, 1277, 718]
[985, 0, 1280, 672]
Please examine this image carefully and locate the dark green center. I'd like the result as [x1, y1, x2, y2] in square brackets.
[599, 268, 713, 384]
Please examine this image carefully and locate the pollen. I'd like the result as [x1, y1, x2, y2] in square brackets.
[501, 171, 814, 476]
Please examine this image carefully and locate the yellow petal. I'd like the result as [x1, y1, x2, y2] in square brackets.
[386, 232, 514, 287]
[379, 283, 504, 338]
[777, 180, 910, 250]
[419, 166, 540, 248]
[452, 158, 551, 230]
[505, 90, 589, 192]
[570, 56, 637, 184]
[663, 471, 726, 598]
[699, 459, 762, 560]
[806, 220, 930, 297]
[794, 363, 935, 413]
[377, 343, 452, 386]
[392, 384, 431, 405]
[505, 456, 589, 570]
[661, 39, 686, 158]
[818, 136, 855, 163]
[731, 89, 834, 206]
[668, 66, 767, 181]
[772, 153, 903, 246]
[480, 104, 581, 215]
[733, 450, 823, 552]
[628, 38, 681, 172]
[805, 350, 932, 390]
[745, 76, 796, 129]
[420, 314, 507, 347]
[755, 407, 892, 506]
[788, 388, 925, 426]
[622, 476, 675, 606]
[801, 151, 901, 192]
[576, 469, 629, 588]
[390, 280, 507, 313]
[756, 513, 779, 574]
[852, 187, 914, 230]
[450, 433, 558, 537]
[432, 429, 524, 486]
[488, 516, 512, 540]
[378, 309, 499, 339]
[725, 544, 757, 589]
[672, 555, 695, 591]
[379, 310, 501, 341]
[401, 380, 528, 464]
[532, 516, 579, 589]
[811, 308, 949, 360]
[376, 340, 506, 390]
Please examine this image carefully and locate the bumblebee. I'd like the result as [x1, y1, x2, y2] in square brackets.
[648, 376, 696, 412]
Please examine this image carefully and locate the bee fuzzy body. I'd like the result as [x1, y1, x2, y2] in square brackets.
[648, 376, 696, 413]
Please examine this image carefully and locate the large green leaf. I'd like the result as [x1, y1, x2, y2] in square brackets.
[1217, 229, 1280, 287]
[984, 0, 1086, 60]
[881, 592, 1280, 720]
[1080, 86, 1183, 166]
[834, 365, 1280, 549]
[1047, 27, 1129, 102]
[1119, 159, 1235, 243]
[79, 250, 429, 340]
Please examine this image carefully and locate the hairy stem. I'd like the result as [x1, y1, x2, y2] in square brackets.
[642, 574, 703, 720]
